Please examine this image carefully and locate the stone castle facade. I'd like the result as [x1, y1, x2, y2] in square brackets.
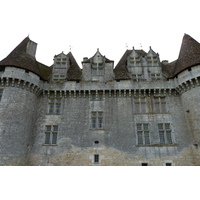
[0, 34, 200, 165]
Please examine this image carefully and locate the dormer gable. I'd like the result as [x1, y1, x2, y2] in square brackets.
[127, 47, 141, 67]
[146, 46, 160, 66]
[82, 49, 114, 81]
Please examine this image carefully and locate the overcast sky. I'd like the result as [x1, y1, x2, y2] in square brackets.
[0, 0, 200, 67]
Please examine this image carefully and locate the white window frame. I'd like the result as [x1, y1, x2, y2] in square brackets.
[48, 98, 62, 115]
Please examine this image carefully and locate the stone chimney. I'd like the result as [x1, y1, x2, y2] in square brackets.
[26, 40, 37, 58]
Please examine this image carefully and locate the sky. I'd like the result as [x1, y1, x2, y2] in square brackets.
[0, 0, 200, 68]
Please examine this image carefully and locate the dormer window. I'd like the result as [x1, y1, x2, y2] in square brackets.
[129, 56, 140, 64]
[147, 56, 158, 64]
[151, 73, 161, 80]
[132, 74, 143, 82]
[92, 63, 104, 75]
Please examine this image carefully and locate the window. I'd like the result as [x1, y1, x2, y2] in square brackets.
[132, 74, 143, 82]
[153, 97, 167, 113]
[158, 123, 173, 144]
[91, 111, 103, 129]
[48, 98, 61, 114]
[129, 56, 140, 64]
[134, 97, 147, 113]
[136, 123, 150, 145]
[166, 163, 172, 166]
[151, 73, 161, 80]
[91, 92, 103, 101]
[141, 163, 148, 166]
[92, 63, 104, 76]
[147, 56, 158, 64]
[0, 89, 3, 102]
[94, 154, 99, 163]
[44, 125, 58, 145]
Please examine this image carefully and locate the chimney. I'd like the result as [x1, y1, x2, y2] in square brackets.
[162, 60, 169, 64]
[26, 40, 37, 58]
[83, 57, 88, 61]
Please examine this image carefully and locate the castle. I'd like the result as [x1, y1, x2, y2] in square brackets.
[0, 34, 200, 166]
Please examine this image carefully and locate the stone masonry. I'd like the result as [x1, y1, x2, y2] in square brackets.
[0, 34, 200, 165]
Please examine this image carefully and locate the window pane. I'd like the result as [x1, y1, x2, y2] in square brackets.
[98, 112, 103, 117]
[92, 119, 96, 128]
[91, 94, 96, 101]
[143, 124, 148, 130]
[53, 126, 58, 131]
[45, 133, 50, 144]
[137, 124, 142, 130]
[166, 131, 172, 144]
[159, 131, 165, 144]
[140, 97, 146, 103]
[56, 99, 61, 103]
[165, 124, 170, 130]
[98, 94, 103, 101]
[49, 104, 54, 114]
[134, 104, 140, 113]
[137, 132, 143, 145]
[98, 118, 103, 128]
[144, 131, 150, 144]
[52, 133, 57, 144]
[92, 69, 97, 75]
[154, 97, 159, 103]
[91, 112, 96, 117]
[56, 104, 61, 114]
[46, 126, 51, 131]
[158, 124, 163, 130]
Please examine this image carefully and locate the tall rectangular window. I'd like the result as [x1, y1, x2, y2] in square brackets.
[91, 111, 103, 129]
[136, 123, 150, 145]
[45, 125, 58, 145]
[0, 89, 3, 102]
[158, 123, 173, 144]
[94, 154, 99, 163]
[134, 97, 147, 113]
[48, 98, 61, 114]
[153, 97, 166, 113]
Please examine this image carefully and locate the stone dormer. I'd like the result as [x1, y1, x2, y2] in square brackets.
[82, 49, 114, 82]
[51, 52, 82, 82]
[52, 52, 69, 81]
[146, 46, 160, 67]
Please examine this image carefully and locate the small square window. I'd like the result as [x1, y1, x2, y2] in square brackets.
[141, 163, 148, 166]
[166, 163, 172, 166]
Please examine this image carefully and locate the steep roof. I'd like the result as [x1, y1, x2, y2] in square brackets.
[66, 52, 82, 81]
[174, 34, 200, 76]
[0, 37, 52, 80]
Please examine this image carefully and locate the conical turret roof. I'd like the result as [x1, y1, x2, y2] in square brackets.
[0, 37, 52, 80]
[174, 34, 200, 75]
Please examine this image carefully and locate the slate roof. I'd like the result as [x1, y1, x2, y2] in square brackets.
[0, 37, 52, 80]
[66, 52, 82, 81]
[174, 34, 200, 76]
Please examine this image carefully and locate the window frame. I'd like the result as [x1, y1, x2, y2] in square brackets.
[153, 96, 167, 113]
[0, 89, 3, 102]
[48, 98, 62, 115]
[158, 123, 173, 145]
[134, 97, 147, 113]
[44, 125, 58, 145]
[91, 111, 104, 129]
[136, 123, 151, 145]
